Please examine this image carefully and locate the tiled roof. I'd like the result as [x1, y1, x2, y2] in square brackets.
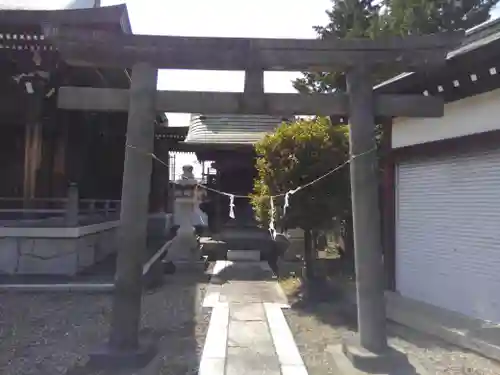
[184, 114, 286, 144]
[375, 17, 500, 91]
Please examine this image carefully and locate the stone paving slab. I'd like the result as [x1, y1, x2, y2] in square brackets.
[220, 281, 289, 304]
[228, 320, 275, 351]
[230, 302, 266, 321]
[200, 260, 306, 375]
[226, 347, 281, 375]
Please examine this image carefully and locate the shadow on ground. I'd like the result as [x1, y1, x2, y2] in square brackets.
[0, 271, 210, 375]
[278, 260, 500, 375]
[211, 261, 275, 284]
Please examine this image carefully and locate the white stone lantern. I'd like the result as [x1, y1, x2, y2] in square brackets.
[164, 165, 201, 263]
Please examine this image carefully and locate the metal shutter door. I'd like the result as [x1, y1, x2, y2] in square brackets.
[396, 149, 500, 323]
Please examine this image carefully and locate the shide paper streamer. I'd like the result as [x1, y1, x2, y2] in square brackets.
[228, 194, 235, 219]
[283, 187, 300, 217]
[124, 143, 376, 237]
[269, 196, 276, 239]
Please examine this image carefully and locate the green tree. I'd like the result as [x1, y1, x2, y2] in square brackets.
[293, 0, 382, 94]
[383, 0, 499, 36]
[294, 0, 500, 94]
[251, 117, 350, 279]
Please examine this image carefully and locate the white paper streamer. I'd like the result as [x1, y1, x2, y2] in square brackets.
[25, 82, 34, 94]
[269, 196, 276, 239]
[228, 194, 235, 219]
[283, 187, 300, 216]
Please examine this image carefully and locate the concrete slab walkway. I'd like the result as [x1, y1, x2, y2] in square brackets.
[199, 260, 308, 375]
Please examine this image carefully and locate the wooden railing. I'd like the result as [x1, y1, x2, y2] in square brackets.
[0, 186, 121, 225]
[0, 197, 120, 213]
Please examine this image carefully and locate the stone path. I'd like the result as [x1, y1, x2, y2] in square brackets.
[199, 260, 308, 375]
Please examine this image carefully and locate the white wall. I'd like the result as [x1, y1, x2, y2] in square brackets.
[0, 0, 97, 10]
[392, 88, 500, 149]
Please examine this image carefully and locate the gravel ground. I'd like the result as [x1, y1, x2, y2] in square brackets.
[0, 273, 210, 375]
[284, 299, 500, 375]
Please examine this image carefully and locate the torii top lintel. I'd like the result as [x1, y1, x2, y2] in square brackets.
[44, 27, 464, 71]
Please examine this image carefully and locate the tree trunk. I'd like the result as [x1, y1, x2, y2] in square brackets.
[303, 229, 316, 280]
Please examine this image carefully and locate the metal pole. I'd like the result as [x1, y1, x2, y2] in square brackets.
[346, 66, 387, 354]
[109, 63, 157, 351]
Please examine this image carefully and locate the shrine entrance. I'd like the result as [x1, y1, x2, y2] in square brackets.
[44, 20, 462, 368]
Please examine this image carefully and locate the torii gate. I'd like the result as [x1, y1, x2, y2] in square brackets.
[44, 26, 462, 366]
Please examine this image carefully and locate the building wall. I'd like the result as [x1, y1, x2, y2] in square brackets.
[392, 88, 500, 149]
[0, 125, 25, 197]
[0, 111, 126, 203]
[65, 113, 126, 200]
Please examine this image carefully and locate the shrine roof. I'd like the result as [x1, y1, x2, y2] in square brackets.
[156, 126, 189, 141]
[375, 17, 500, 95]
[184, 114, 288, 145]
[0, 4, 132, 93]
[0, 4, 131, 33]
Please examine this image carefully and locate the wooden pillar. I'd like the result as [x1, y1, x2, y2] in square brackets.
[52, 114, 69, 198]
[36, 121, 58, 198]
[109, 63, 157, 351]
[23, 123, 43, 204]
[346, 66, 387, 354]
[23, 76, 47, 205]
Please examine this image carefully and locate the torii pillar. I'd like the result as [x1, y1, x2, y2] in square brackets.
[344, 65, 388, 358]
[342, 62, 444, 369]
[104, 63, 158, 365]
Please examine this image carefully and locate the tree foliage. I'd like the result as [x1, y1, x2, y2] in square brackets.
[294, 0, 382, 94]
[384, 0, 499, 35]
[251, 117, 350, 232]
[293, 0, 500, 94]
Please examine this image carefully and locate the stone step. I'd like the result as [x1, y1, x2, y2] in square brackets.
[201, 237, 277, 261]
[227, 250, 261, 262]
[224, 239, 274, 252]
[200, 238, 228, 260]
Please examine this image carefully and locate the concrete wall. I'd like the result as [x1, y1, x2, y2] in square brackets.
[392, 88, 500, 149]
[0, 221, 119, 276]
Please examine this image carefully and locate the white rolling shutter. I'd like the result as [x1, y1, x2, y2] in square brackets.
[396, 149, 500, 323]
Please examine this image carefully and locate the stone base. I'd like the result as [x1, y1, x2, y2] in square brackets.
[329, 337, 427, 374]
[88, 341, 157, 370]
[164, 260, 207, 274]
[227, 250, 261, 261]
[165, 230, 200, 263]
[0, 222, 119, 276]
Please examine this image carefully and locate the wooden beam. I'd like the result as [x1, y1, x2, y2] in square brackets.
[58, 87, 129, 111]
[45, 28, 463, 71]
[57, 86, 444, 118]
